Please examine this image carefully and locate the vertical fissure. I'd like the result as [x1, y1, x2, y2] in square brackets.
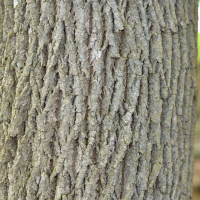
[85, 3, 93, 146]
[120, 153, 126, 199]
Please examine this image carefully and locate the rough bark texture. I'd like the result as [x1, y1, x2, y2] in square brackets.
[0, 0, 198, 199]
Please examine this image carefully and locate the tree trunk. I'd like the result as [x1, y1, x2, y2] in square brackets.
[0, 0, 198, 199]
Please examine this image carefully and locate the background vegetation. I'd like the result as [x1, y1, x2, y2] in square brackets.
[193, 2, 200, 199]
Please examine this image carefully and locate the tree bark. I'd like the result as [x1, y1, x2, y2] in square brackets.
[0, 0, 198, 199]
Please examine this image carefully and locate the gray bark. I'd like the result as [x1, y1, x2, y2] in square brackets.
[0, 0, 198, 199]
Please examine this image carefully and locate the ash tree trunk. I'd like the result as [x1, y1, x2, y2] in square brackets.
[0, 0, 198, 199]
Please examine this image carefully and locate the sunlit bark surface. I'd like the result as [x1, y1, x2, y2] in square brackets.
[0, 0, 198, 199]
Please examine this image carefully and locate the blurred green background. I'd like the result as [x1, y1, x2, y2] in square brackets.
[193, 1, 200, 199]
